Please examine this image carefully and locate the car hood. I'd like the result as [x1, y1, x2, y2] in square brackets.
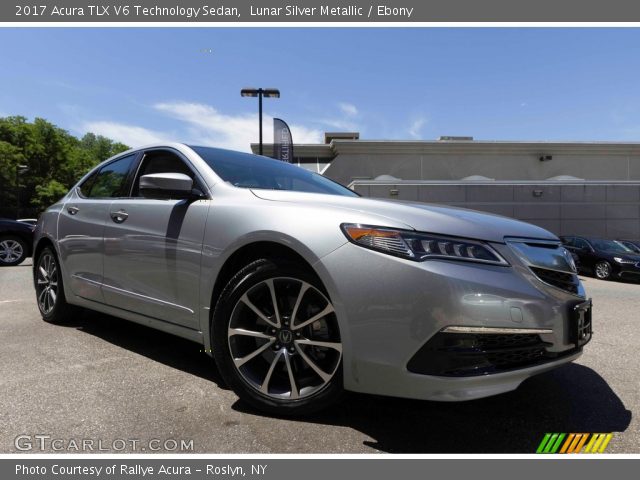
[250, 190, 558, 243]
[597, 250, 640, 261]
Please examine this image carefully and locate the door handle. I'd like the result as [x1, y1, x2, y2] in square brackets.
[67, 206, 79, 215]
[110, 210, 129, 223]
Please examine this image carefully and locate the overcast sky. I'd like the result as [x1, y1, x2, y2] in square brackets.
[2, 27, 640, 151]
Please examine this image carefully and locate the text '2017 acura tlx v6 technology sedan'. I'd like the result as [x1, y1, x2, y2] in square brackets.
[33, 144, 592, 415]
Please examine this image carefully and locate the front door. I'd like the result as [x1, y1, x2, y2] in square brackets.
[101, 149, 209, 330]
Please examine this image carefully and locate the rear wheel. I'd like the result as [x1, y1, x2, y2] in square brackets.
[594, 260, 612, 280]
[35, 247, 74, 323]
[0, 236, 28, 266]
[212, 258, 343, 416]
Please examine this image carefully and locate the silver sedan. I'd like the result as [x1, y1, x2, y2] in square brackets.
[33, 143, 592, 415]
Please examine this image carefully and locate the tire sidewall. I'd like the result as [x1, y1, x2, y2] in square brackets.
[211, 258, 343, 416]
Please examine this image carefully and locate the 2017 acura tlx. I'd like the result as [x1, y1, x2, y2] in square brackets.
[33, 143, 592, 415]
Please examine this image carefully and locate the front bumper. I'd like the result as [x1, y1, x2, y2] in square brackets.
[314, 240, 588, 401]
[614, 262, 640, 280]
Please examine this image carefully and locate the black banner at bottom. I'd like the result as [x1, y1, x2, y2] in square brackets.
[3, 458, 638, 480]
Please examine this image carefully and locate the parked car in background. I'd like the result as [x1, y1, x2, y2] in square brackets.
[0, 218, 35, 266]
[617, 239, 640, 255]
[561, 236, 640, 281]
[16, 218, 38, 226]
[33, 143, 591, 415]
[569, 250, 581, 273]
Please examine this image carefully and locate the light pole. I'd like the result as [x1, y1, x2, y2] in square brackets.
[15, 164, 28, 219]
[241, 88, 280, 155]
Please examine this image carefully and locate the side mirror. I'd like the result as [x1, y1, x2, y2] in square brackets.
[139, 173, 195, 199]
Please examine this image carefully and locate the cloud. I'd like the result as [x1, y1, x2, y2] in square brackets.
[318, 102, 361, 132]
[338, 102, 358, 117]
[408, 117, 426, 139]
[82, 121, 170, 147]
[320, 118, 359, 131]
[81, 102, 324, 152]
[154, 102, 323, 150]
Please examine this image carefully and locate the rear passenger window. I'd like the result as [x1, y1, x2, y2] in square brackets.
[87, 154, 136, 198]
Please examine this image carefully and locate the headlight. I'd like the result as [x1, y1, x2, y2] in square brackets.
[614, 257, 636, 264]
[341, 224, 509, 265]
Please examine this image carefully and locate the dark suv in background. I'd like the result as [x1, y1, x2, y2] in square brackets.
[561, 236, 640, 281]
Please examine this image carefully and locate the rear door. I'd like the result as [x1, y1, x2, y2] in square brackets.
[58, 153, 138, 302]
[101, 148, 210, 330]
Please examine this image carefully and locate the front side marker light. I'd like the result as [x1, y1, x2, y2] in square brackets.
[342, 225, 414, 258]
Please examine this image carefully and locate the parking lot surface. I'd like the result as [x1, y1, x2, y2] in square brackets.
[0, 261, 637, 453]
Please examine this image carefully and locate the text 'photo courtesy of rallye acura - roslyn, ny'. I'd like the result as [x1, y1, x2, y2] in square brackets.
[32, 143, 592, 415]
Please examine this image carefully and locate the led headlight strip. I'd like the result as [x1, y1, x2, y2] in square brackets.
[341, 224, 509, 265]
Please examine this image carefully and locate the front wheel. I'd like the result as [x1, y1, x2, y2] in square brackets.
[594, 260, 612, 280]
[212, 258, 343, 416]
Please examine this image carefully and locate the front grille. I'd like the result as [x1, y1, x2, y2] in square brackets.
[407, 332, 579, 377]
[530, 267, 579, 295]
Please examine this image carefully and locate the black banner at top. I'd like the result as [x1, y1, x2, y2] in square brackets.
[6, 0, 640, 22]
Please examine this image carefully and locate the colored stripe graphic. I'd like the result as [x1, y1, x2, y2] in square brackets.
[537, 433, 613, 453]
[536, 433, 552, 453]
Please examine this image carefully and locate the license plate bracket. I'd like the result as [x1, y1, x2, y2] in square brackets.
[570, 299, 592, 348]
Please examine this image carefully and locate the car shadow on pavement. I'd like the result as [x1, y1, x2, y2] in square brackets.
[232, 363, 632, 453]
[63, 311, 630, 453]
[65, 310, 229, 390]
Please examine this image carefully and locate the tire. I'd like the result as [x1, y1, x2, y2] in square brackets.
[594, 260, 612, 280]
[212, 258, 343, 416]
[34, 246, 75, 324]
[0, 235, 28, 266]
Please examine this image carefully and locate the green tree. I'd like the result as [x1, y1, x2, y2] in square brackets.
[0, 116, 129, 217]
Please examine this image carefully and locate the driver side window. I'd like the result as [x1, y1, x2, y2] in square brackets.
[132, 150, 195, 197]
[574, 238, 589, 250]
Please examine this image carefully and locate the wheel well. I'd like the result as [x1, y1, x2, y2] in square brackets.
[33, 237, 54, 264]
[210, 241, 316, 311]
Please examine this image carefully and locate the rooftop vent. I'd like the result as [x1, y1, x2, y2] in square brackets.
[374, 174, 402, 181]
[546, 175, 584, 181]
[461, 175, 495, 181]
[324, 132, 360, 144]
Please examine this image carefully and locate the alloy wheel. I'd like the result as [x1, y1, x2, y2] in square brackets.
[227, 277, 342, 400]
[0, 239, 24, 264]
[595, 261, 611, 279]
[36, 252, 59, 314]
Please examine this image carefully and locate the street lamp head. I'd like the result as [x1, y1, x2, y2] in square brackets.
[262, 88, 280, 98]
[241, 88, 259, 97]
[241, 88, 280, 98]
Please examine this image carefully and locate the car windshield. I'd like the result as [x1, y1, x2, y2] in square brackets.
[591, 239, 635, 253]
[191, 146, 358, 197]
[620, 241, 640, 254]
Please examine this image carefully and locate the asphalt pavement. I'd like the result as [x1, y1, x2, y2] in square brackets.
[0, 260, 637, 453]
